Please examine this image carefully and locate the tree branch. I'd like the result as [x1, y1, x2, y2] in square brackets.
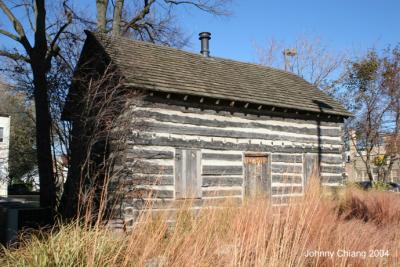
[164, 0, 230, 15]
[23, 0, 36, 33]
[0, 0, 32, 52]
[0, 0, 27, 36]
[165, 0, 209, 11]
[0, 28, 19, 41]
[45, 4, 73, 65]
[122, 0, 156, 34]
[140, 23, 155, 42]
[0, 49, 30, 62]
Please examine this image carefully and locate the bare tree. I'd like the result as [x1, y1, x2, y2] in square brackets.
[94, 0, 230, 45]
[254, 35, 347, 95]
[0, 0, 73, 212]
[58, 59, 140, 221]
[0, 0, 231, 218]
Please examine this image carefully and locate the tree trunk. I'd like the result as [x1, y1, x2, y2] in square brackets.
[112, 0, 124, 36]
[366, 168, 374, 182]
[383, 159, 395, 182]
[365, 155, 374, 182]
[32, 63, 56, 213]
[96, 0, 109, 32]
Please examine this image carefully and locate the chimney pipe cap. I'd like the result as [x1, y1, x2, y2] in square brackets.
[199, 32, 211, 40]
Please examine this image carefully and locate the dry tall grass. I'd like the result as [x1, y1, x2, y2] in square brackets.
[1, 179, 400, 267]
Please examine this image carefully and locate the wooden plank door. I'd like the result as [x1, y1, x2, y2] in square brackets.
[244, 154, 270, 198]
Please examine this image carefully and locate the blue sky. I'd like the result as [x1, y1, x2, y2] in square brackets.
[0, 0, 399, 63]
[178, 0, 400, 62]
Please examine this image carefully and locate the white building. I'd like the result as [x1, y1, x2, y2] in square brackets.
[0, 114, 10, 196]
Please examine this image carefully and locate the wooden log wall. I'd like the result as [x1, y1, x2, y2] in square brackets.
[119, 98, 345, 223]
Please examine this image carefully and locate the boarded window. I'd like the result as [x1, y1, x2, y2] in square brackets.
[303, 153, 319, 185]
[0, 127, 3, 142]
[175, 149, 202, 199]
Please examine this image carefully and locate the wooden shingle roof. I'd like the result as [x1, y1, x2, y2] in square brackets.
[89, 31, 351, 117]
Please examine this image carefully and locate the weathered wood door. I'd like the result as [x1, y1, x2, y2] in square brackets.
[244, 154, 270, 197]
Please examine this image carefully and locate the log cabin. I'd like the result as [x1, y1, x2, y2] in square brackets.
[62, 31, 351, 224]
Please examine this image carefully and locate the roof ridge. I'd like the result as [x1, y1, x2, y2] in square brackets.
[83, 30, 351, 117]
[86, 30, 312, 84]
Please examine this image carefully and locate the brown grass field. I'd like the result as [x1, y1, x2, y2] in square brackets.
[1, 178, 400, 267]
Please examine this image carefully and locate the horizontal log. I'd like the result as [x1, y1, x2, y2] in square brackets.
[202, 189, 242, 197]
[321, 175, 344, 184]
[126, 161, 174, 175]
[321, 165, 343, 173]
[137, 98, 345, 125]
[142, 121, 342, 146]
[126, 149, 174, 159]
[272, 164, 303, 174]
[271, 195, 303, 205]
[272, 174, 303, 184]
[272, 186, 303, 195]
[320, 154, 343, 164]
[202, 153, 243, 161]
[123, 175, 174, 186]
[272, 154, 303, 163]
[202, 176, 243, 187]
[123, 203, 246, 226]
[125, 188, 174, 199]
[203, 166, 243, 175]
[122, 197, 243, 210]
[131, 134, 342, 154]
[123, 208, 200, 224]
[133, 109, 341, 137]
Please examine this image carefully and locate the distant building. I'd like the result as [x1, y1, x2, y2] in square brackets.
[345, 133, 400, 182]
[19, 155, 69, 192]
[0, 114, 10, 196]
